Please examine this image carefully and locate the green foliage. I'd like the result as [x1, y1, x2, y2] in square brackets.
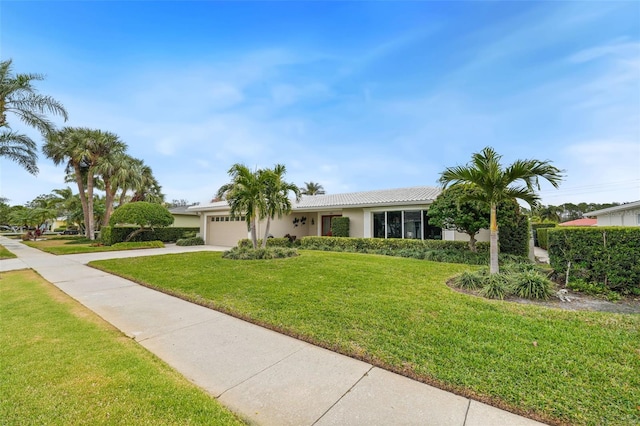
[238, 237, 292, 248]
[536, 227, 550, 249]
[176, 237, 205, 246]
[479, 274, 511, 299]
[531, 223, 556, 246]
[428, 185, 489, 250]
[111, 240, 164, 249]
[101, 226, 198, 245]
[300, 236, 489, 253]
[454, 270, 486, 290]
[109, 201, 174, 228]
[510, 271, 554, 300]
[567, 279, 622, 302]
[496, 200, 529, 257]
[222, 246, 299, 260]
[331, 216, 349, 237]
[548, 227, 640, 294]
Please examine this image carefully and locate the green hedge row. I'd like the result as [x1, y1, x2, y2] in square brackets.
[101, 226, 199, 245]
[548, 227, 640, 294]
[299, 236, 490, 253]
[537, 228, 550, 250]
[237, 238, 293, 248]
[531, 223, 556, 247]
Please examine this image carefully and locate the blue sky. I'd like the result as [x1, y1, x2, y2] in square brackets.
[2, 1, 639, 206]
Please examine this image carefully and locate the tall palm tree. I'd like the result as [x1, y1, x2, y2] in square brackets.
[43, 127, 126, 239]
[0, 59, 68, 174]
[302, 181, 325, 195]
[260, 164, 301, 247]
[130, 163, 164, 204]
[217, 164, 265, 249]
[439, 147, 562, 274]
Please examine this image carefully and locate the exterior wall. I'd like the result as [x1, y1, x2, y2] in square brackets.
[171, 214, 200, 228]
[596, 208, 640, 226]
[256, 214, 315, 240]
[342, 208, 364, 238]
[443, 229, 490, 242]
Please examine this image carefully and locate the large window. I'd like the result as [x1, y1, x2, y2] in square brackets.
[372, 210, 441, 240]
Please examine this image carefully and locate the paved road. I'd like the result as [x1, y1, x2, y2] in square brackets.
[1, 237, 546, 426]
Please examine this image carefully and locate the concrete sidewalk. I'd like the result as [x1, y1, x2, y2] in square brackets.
[1, 236, 546, 426]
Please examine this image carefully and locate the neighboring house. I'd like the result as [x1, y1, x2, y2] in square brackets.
[168, 206, 201, 228]
[188, 186, 490, 247]
[584, 200, 640, 227]
[558, 218, 597, 227]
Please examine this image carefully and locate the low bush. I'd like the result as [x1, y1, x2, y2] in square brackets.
[111, 241, 164, 250]
[454, 271, 486, 290]
[237, 238, 292, 248]
[176, 237, 205, 246]
[510, 271, 554, 300]
[222, 246, 298, 260]
[567, 278, 622, 302]
[479, 274, 510, 300]
[331, 217, 350, 237]
[300, 236, 490, 253]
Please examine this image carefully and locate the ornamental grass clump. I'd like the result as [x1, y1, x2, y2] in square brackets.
[510, 270, 554, 300]
[479, 273, 511, 299]
[454, 270, 486, 290]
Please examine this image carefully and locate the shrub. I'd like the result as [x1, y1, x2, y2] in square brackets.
[454, 270, 486, 290]
[537, 228, 550, 250]
[548, 227, 640, 295]
[176, 237, 205, 246]
[101, 226, 199, 245]
[531, 223, 556, 247]
[331, 217, 350, 237]
[479, 274, 510, 300]
[510, 271, 554, 300]
[237, 238, 292, 248]
[111, 240, 164, 249]
[222, 246, 298, 260]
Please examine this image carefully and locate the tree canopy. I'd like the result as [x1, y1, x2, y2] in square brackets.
[109, 201, 174, 242]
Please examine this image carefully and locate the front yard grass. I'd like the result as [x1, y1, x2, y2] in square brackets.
[91, 251, 640, 426]
[0, 244, 16, 259]
[0, 269, 243, 425]
[23, 237, 162, 255]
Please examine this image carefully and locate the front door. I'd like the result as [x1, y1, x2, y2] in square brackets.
[321, 215, 341, 236]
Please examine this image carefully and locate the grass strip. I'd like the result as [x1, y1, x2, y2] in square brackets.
[0, 244, 16, 259]
[0, 270, 244, 425]
[91, 251, 640, 426]
[23, 238, 162, 255]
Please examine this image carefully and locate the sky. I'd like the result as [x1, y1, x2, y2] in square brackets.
[1, 1, 639, 207]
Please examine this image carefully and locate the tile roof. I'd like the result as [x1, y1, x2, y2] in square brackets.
[293, 186, 441, 209]
[558, 218, 597, 227]
[583, 200, 640, 217]
[188, 186, 442, 212]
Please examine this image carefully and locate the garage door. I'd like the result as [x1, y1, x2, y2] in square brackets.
[208, 215, 248, 247]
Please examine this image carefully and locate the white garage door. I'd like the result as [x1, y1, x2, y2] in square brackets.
[208, 215, 248, 247]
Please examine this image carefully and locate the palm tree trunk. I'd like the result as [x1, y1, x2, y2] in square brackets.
[262, 217, 271, 248]
[250, 219, 258, 249]
[73, 164, 91, 240]
[86, 173, 95, 240]
[102, 180, 116, 227]
[490, 202, 499, 274]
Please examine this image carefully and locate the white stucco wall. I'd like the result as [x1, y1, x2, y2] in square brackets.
[596, 208, 640, 226]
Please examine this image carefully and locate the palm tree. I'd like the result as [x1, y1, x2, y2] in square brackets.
[130, 162, 164, 204]
[43, 127, 126, 239]
[439, 147, 562, 274]
[302, 181, 325, 195]
[217, 164, 265, 249]
[260, 164, 301, 247]
[0, 59, 68, 174]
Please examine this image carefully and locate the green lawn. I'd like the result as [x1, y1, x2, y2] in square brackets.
[0, 270, 244, 425]
[91, 251, 640, 426]
[23, 237, 161, 255]
[0, 244, 16, 259]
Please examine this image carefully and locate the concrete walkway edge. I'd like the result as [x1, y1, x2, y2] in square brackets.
[0, 237, 547, 426]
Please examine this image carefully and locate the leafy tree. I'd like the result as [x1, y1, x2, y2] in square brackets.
[0, 59, 68, 174]
[109, 201, 174, 242]
[428, 185, 488, 252]
[302, 181, 325, 195]
[439, 146, 562, 274]
[260, 164, 301, 247]
[217, 164, 265, 249]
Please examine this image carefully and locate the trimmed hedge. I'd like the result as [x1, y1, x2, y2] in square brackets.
[237, 238, 293, 248]
[331, 217, 350, 237]
[176, 237, 205, 246]
[548, 227, 640, 294]
[537, 228, 550, 250]
[101, 226, 199, 245]
[531, 223, 556, 247]
[299, 236, 490, 253]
